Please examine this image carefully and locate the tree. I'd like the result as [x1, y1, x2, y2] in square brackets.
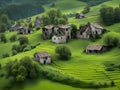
[18, 66, 27, 77]
[29, 23, 33, 28]
[55, 46, 72, 60]
[12, 44, 21, 52]
[2, 53, 9, 58]
[100, 5, 120, 25]
[10, 34, 17, 42]
[82, 5, 90, 14]
[104, 35, 119, 47]
[0, 63, 2, 69]
[5, 56, 40, 83]
[71, 24, 77, 39]
[111, 81, 115, 86]
[42, 15, 50, 26]
[12, 50, 18, 55]
[0, 23, 6, 33]
[42, 9, 68, 26]
[0, 33, 7, 43]
[114, 7, 120, 23]
[16, 74, 25, 82]
[0, 14, 9, 24]
[18, 36, 29, 45]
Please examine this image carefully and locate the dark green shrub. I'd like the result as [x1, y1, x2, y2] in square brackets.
[12, 50, 18, 55]
[2, 53, 9, 58]
[18, 36, 29, 45]
[55, 46, 72, 60]
[9, 35, 17, 42]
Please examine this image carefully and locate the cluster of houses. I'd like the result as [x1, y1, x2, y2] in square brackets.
[11, 16, 41, 34]
[10, 15, 107, 65]
[42, 25, 71, 44]
[33, 22, 107, 65]
[42, 22, 105, 43]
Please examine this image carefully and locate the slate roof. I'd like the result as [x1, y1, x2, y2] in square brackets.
[34, 52, 50, 57]
[86, 45, 104, 51]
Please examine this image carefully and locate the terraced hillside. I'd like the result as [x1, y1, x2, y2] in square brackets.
[0, 0, 120, 90]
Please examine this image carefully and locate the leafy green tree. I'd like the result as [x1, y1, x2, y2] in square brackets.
[0, 33, 7, 43]
[12, 50, 18, 55]
[5, 56, 40, 83]
[0, 23, 6, 33]
[2, 53, 9, 58]
[114, 7, 120, 23]
[0, 63, 1, 69]
[29, 23, 33, 28]
[82, 5, 90, 14]
[100, 5, 120, 25]
[18, 36, 29, 45]
[16, 74, 25, 82]
[111, 81, 115, 86]
[104, 35, 119, 47]
[0, 14, 9, 24]
[42, 9, 68, 26]
[10, 35, 17, 42]
[42, 15, 50, 25]
[18, 66, 27, 77]
[55, 46, 72, 60]
[12, 44, 21, 52]
[71, 24, 77, 39]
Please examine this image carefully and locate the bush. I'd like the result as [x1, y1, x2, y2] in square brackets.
[105, 67, 115, 71]
[111, 81, 115, 86]
[2, 53, 9, 58]
[12, 44, 21, 53]
[36, 27, 40, 31]
[12, 44, 27, 53]
[41, 67, 108, 88]
[12, 50, 18, 55]
[18, 36, 29, 45]
[82, 6, 90, 14]
[55, 46, 72, 60]
[23, 46, 31, 52]
[104, 35, 119, 47]
[71, 24, 77, 39]
[0, 63, 2, 69]
[9, 35, 17, 42]
[0, 33, 7, 43]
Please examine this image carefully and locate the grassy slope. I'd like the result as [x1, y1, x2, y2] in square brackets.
[0, 0, 120, 90]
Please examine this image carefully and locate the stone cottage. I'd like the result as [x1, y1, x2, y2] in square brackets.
[11, 22, 21, 32]
[77, 22, 104, 39]
[34, 52, 51, 64]
[76, 13, 85, 19]
[85, 45, 106, 54]
[34, 16, 41, 28]
[57, 25, 71, 40]
[42, 25, 71, 41]
[18, 26, 33, 34]
[52, 35, 66, 44]
[42, 25, 54, 39]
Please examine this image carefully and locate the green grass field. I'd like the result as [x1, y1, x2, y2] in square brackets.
[0, 0, 120, 90]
